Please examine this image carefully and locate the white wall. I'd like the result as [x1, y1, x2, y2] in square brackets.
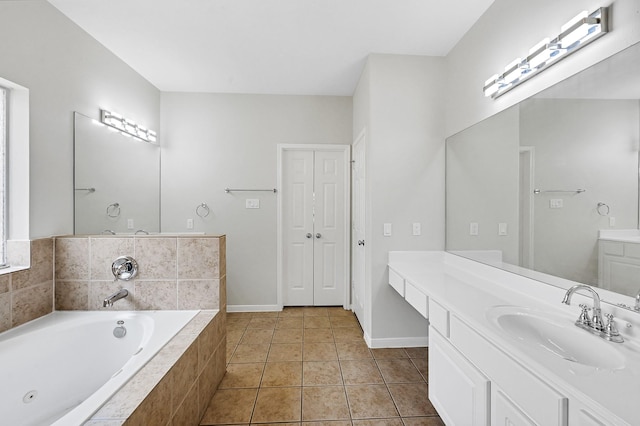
[0, 1, 160, 238]
[160, 93, 352, 308]
[446, 0, 640, 138]
[353, 54, 445, 345]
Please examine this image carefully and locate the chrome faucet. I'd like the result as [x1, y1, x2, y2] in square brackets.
[562, 284, 623, 343]
[103, 289, 129, 307]
[562, 284, 604, 331]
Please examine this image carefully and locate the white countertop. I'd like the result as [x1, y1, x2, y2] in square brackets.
[388, 251, 640, 426]
[599, 229, 640, 243]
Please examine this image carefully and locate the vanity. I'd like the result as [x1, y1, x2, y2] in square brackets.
[389, 251, 640, 426]
[598, 230, 640, 296]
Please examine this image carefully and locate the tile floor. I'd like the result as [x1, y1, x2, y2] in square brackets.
[200, 307, 444, 425]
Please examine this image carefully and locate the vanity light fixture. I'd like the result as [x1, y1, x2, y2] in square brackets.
[100, 109, 157, 143]
[483, 7, 608, 99]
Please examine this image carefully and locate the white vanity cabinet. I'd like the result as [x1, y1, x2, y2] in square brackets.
[598, 239, 640, 295]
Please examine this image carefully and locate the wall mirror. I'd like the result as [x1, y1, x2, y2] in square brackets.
[446, 41, 640, 299]
[74, 112, 160, 234]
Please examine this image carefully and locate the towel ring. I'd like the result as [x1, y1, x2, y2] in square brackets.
[106, 202, 121, 218]
[597, 202, 610, 216]
[196, 203, 210, 218]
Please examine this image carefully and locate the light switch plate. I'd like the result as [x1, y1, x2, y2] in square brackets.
[470, 222, 479, 236]
[245, 199, 260, 209]
[550, 199, 563, 209]
[384, 223, 392, 236]
[498, 222, 508, 236]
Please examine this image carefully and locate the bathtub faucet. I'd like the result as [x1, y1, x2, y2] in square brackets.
[103, 289, 129, 307]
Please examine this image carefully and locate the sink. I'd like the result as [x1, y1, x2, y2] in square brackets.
[486, 305, 625, 369]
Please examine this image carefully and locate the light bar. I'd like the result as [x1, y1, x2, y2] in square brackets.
[100, 109, 157, 143]
[483, 7, 608, 99]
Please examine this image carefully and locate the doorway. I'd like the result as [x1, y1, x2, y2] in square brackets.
[277, 144, 350, 307]
[351, 131, 366, 325]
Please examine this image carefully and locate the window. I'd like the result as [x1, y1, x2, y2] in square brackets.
[0, 86, 6, 267]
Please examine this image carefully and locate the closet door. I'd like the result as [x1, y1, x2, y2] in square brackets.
[282, 149, 315, 306]
[313, 150, 346, 305]
[280, 146, 349, 307]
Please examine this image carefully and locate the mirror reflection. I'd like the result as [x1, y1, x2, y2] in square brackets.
[74, 112, 160, 234]
[446, 42, 640, 298]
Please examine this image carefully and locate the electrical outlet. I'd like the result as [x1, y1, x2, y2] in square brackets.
[609, 217, 616, 227]
[187, 218, 194, 229]
[470, 222, 479, 236]
[412, 223, 421, 236]
[127, 219, 134, 229]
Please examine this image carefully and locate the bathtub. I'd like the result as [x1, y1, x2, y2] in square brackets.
[0, 310, 199, 426]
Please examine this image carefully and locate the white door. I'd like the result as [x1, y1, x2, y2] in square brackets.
[351, 132, 366, 323]
[281, 146, 349, 306]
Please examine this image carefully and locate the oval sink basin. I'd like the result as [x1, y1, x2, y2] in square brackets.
[486, 306, 625, 370]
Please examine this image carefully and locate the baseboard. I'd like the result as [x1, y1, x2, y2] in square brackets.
[366, 335, 429, 349]
[227, 304, 281, 312]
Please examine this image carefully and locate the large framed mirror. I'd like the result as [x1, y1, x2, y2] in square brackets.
[446, 41, 640, 299]
[74, 112, 160, 234]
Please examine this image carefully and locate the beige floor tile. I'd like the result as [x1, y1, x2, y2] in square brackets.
[304, 328, 334, 343]
[200, 388, 257, 425]
[340, 360, 384, 385]
[247, 317, 278, 329]
[303, 421, 351, 426]
[303, 342, 338, 361]
[230, 343, 270, 363]
[411, 357, 429, 382]
[401, 416, 445, 426]
[388, 383, 436, 417]
[218, 362, 264, 389]
[351, 419, 403, 426]
[305, 316, 331, 328]
[252, 387, 302, 423]
[227, 312, 253, 319]
[332, 327, 363, 342]
[303, 361, 342, 386]
[404, 347, 428, 359]
[371, 348, 409, 359]
[277, 317, 305, 329]
[252, 311, 280, 318]
[345, 385, 399, 419]
[335, 341, 372, 360]
[262, 362, 303, 387]
[376, 359, 424, 383]
[273, 328, 304, 343]
[239, 328, 274, 344]
[227, 318, 251, 330]
[303, 307, 329, 317]
[268, 343, 304, 362]
[327, 307, 355, 317]
[302, 386, 350, 421]
[280, 307, 305, 317]
[226, 328, 244, 346]
[329, 316, 360, 328]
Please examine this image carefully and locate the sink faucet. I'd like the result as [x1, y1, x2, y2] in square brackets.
[562, 284, 604, 332]
[103, 288, 129, 307]
[635, 289, 640, 311]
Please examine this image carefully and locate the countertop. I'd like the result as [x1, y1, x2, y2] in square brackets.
[388, 251, 640, 425]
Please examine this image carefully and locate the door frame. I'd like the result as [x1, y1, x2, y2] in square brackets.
[276, 144, 351, 309]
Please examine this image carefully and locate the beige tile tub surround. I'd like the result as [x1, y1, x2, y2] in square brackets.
[54, 235, 226, 311]
[0, 238, 54, 332]
[87, 310, 227, 425]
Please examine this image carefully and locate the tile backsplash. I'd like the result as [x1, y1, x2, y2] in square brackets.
[0, 234, 226, 334]
[55, 235, 226, 312]
[0, 238, 54, 332]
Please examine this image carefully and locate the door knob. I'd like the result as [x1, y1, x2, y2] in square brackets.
[358, 240, 365, 246]
[306, 233, 313, 239]
[315, 233, 322, 239]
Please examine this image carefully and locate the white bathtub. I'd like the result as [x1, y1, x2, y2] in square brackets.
[0, 310, 199, 426]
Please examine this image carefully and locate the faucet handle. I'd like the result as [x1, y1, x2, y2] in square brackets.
[576, 304, 592, 328]
[604, 313, 624, 343]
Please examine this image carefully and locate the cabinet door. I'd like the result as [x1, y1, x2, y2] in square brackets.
[429, 327, 490, 425]
[492, 386, 536, 426]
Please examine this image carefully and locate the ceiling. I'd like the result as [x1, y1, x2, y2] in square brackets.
[47, 0, 494, 96]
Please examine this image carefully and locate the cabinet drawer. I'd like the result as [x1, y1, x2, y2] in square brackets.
[428, 298, 449, 337]
[450, 315, 568, 426]
[405, 281, 428, 318]
[388, 268, 405, 297]
[602, 241, 624, 256]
